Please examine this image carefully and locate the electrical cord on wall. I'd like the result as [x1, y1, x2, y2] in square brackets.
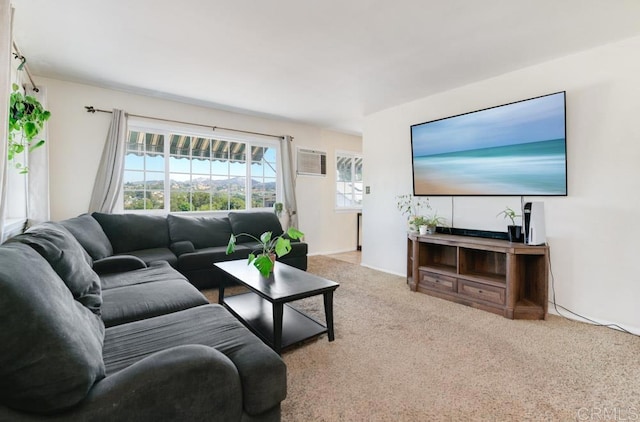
[546, 242, 638, 337]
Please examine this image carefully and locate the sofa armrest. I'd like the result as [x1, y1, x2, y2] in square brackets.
[92, 255, 147, 274]
[170, 240, 196, 256]
[76, 345, 243, 421]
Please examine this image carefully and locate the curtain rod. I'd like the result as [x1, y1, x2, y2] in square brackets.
[12, 42, 39, 92]
[84, 106, 286, 140]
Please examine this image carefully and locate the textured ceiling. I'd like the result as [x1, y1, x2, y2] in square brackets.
[11, 0, 640, 134]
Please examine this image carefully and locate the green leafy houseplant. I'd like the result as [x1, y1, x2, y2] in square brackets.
[425, 213, 448, 228]
[226, 227, 304, 277]
[497, 206, 523, 242]
[412, 216, 428, 227]
[496, 206, 520, 226]
[8, 83, 51, 173]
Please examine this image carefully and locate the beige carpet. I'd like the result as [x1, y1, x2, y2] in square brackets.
[205, 256, 640, 421]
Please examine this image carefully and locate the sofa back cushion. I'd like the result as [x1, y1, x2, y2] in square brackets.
[14, 222, 102, 315]
[168, 214, 233, 249]
[60, 213, 113, 260]
[0, 242, 105, 414]
[228, 212, 283, 243]
[92, 212, 170, 254]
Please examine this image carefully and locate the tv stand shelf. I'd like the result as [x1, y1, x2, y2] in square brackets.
[407, 233, 549, 319]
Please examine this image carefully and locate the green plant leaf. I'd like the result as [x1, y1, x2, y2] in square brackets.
[274, 237, 292, 257]
[260, 231, 272, 244]
[29, 140, 45, 151]
[286, 227, 304, 239]
[23, 122, 38, 140]
[247, 253, 256, 265]
[226, 234, 237, 255]
[253, 254, 273, 277]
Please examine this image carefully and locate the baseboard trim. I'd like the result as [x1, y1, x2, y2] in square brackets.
[547, 306, 640, 336]
[310, 248, 359, 256]
[359, 262, 405, 278]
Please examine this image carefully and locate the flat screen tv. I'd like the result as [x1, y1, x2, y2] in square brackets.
[410, 91, 567, 196]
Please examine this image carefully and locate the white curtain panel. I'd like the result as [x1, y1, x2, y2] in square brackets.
[0, 1, 12, 242]
[279, 135, 298, 229]
[88, 109, 128, 213]
[26, 86, 50, 225]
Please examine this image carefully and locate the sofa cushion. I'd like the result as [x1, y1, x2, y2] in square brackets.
[101, 279, 209, 327]
[100, 260, 180, 290]
[119, 247, 177, 267]
[0, 242, 105, 414]
[168, 214, 233, 249]
[176, 245, 252, 272]
[103, 305, 286, 416]
[170, 240, 196, 256]
[228, 212, 283, 242]
[92, 213, 170, 254]
[60, 213, 113, 260]
[14, 222, 102, 315]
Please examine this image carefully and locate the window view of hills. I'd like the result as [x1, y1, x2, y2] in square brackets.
[124, 176, 276, 211]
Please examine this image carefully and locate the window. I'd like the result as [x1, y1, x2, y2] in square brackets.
[123, 123, 279, 213]
[336, 151, 363, 209]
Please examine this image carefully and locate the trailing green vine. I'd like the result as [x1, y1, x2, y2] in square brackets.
[8, 83, 51, 173]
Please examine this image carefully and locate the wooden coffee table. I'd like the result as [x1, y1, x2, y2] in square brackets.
[215, 260, 339, 354]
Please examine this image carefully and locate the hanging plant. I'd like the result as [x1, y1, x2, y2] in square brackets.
[8, 83, 51, 173]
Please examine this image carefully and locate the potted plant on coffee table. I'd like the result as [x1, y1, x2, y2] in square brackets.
[226, 227, 304, 277]
[497, 206, 522, 242]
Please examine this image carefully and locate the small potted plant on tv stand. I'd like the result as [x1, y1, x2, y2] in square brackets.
[497, 206, 523, 242]
[424, 212, 448, 235]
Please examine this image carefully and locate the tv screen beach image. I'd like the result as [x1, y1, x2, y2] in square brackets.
[411, 92, 567, 196]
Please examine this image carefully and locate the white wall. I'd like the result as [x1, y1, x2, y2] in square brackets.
[362, 35, 640, 333]
[36, 77, 362, 255]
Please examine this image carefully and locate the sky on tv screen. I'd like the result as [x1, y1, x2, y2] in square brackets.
[411, 92, 566, 196]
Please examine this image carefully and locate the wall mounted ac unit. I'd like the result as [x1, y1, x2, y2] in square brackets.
[297, 148, 327, 176]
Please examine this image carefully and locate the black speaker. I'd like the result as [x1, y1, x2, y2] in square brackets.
[523, 202, 532, 244]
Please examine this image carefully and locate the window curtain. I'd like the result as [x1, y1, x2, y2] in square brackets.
[26, 86, 49, 225]
[88, 109, 127, 213]
[279, 135, 298, 229]
[0, 0, 12, 242]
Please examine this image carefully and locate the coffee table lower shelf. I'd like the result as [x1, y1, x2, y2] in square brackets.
[223, 292, 327, 351]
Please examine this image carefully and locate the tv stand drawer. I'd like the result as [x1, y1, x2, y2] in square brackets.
[458, 280, 505, 305]
[418, 270, 456, 292]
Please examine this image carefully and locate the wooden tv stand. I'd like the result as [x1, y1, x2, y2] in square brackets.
[407, 233, 549, 319]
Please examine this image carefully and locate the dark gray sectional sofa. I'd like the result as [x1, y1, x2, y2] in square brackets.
[0, 212, 298, 421]
[61, 211, 308, 289]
